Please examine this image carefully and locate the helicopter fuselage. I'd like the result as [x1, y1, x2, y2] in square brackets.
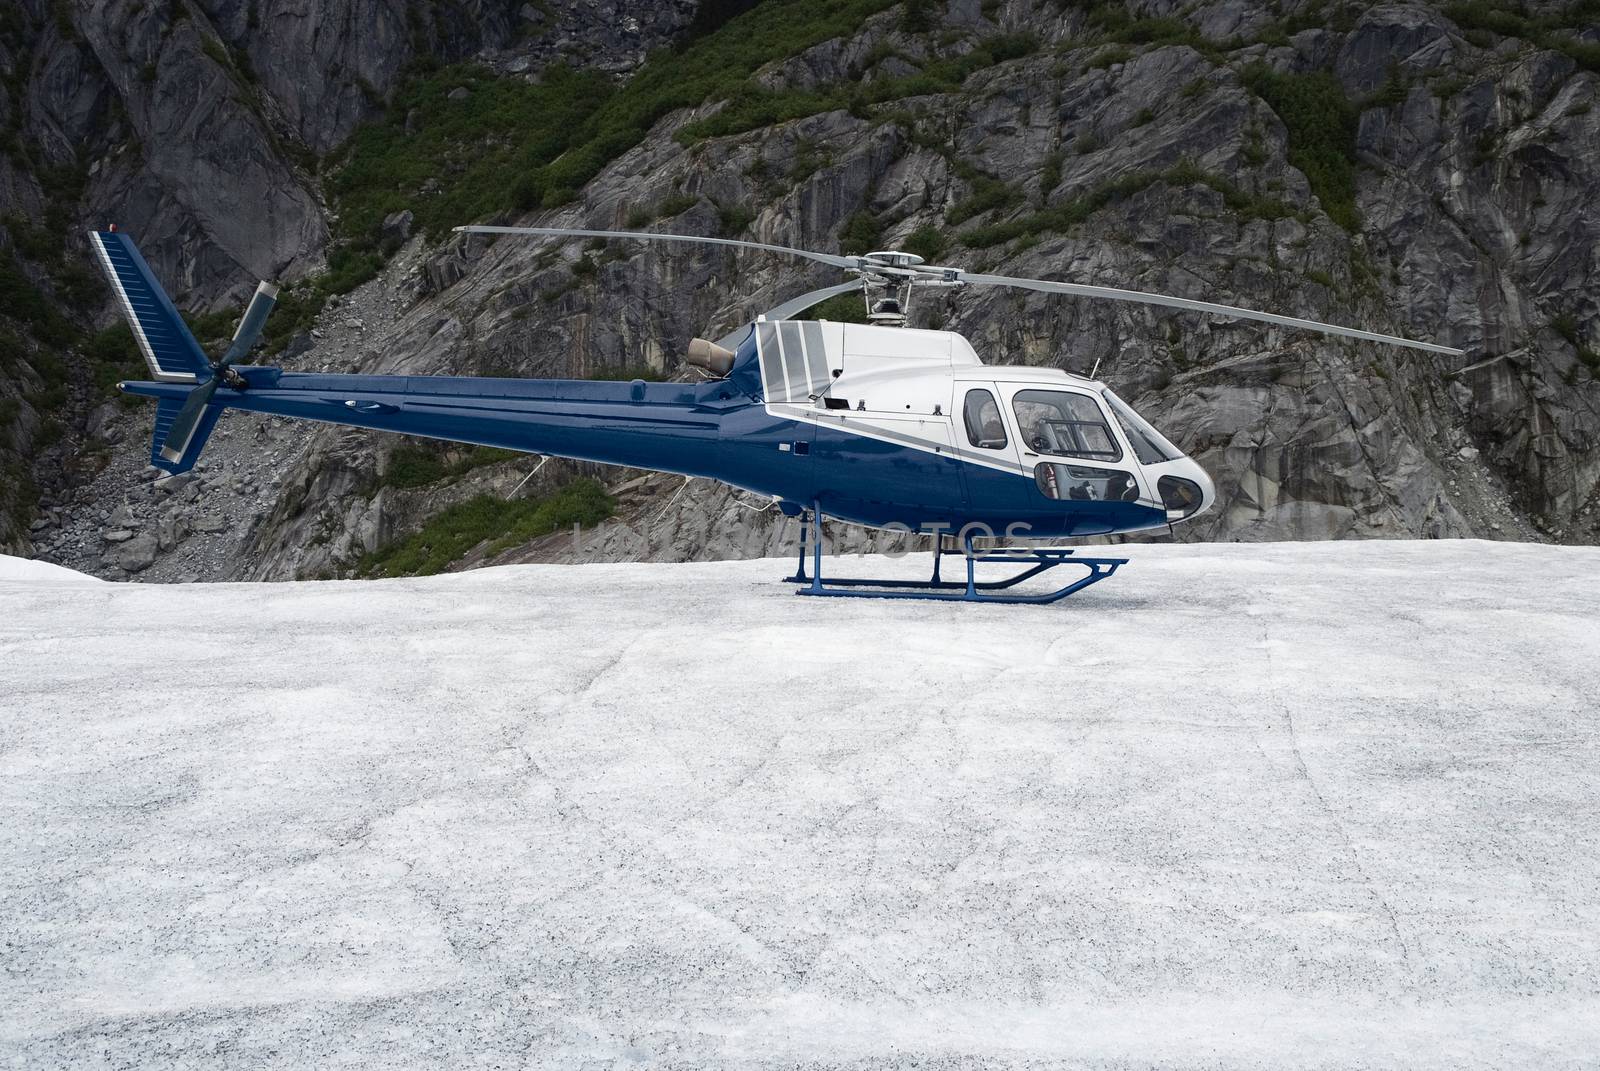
[123, 321, 1215, 540]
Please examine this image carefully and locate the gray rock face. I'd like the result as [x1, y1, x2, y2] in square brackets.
[41, 10, 326, 301]
[103, 532, 158, 572]
[13, 0, 1600, 582]
[156, 513, 189, 552]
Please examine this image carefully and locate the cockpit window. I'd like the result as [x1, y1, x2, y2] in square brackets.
[1102, 390, 1177, 465]
[963, 389, 1007, 449]
[1011, 389, 1121, 462]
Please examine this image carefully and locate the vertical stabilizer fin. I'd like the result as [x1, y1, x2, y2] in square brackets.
[88, 230, 211, 383]
[149, 394, 222, 475]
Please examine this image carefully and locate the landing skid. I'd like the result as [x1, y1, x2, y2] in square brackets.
[785, 506, 1126, 605]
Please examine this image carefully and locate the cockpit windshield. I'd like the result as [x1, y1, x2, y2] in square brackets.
[1011, 389, 1121, 462]
[1102, 390, 1179, 466]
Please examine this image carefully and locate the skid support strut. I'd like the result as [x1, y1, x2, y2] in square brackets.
[787, 507, 1126, 605]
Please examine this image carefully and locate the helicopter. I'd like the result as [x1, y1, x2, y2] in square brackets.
[93, 224, 1462, 603]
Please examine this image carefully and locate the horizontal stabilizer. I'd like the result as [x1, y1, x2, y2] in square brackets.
[89, 230, 212, 383]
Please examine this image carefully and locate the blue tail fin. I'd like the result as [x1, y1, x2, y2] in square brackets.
[88, 229, 212, 383]
[150, 393, 222, 475]
[90, 229, 226, 474]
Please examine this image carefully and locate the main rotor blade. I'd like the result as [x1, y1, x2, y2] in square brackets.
[712, 281, 864, 349]
[956, 272, 1464, 356]
[454, 225, 860, 270]
[218, 281, 279, 367]
[758, 279, 863, 321]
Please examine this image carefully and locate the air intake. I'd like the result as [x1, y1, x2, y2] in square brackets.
[686, 337, 735, 376]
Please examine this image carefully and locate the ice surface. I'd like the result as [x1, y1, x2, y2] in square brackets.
[2, 541, 1599, 1068]
[0, 556, 102, 584]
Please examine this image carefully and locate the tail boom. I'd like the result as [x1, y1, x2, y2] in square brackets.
[119, 370, 727, 477]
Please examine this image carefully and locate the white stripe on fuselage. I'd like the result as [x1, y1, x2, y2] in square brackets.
[766, 400, 1030, 478]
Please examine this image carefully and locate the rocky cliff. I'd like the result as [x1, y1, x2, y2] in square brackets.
[6, 0, 1598, 580]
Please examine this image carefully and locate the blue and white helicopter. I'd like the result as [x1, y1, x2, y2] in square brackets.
[94, 225, 1461, 603]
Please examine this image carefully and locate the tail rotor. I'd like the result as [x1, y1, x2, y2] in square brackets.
[158, 281, 278, 463]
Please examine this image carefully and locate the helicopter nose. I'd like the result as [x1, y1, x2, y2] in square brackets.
[1191, 459, 1217, 518]
[1154, 455, 1215, 522]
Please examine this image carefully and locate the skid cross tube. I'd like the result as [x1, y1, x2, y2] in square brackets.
[788, 509, 1127, 604]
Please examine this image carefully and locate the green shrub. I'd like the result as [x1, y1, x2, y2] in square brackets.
[1240, 63, 1360, 231]
[800, 292, 870, 323]
[1444, 2, 1600, 72]
[182, 307, 242, 347]
[381, 441, 523, 489]
[538, 0, 901, 189]
[318, 0, 905, 299]
[84, 324, 144, 395]
[1038, 149, 1064, 195]
[1564, 309, 1600, 372]
[717, 202, 756, 235]
[199, 35, 232, 71]
[384, 443, 450, 488]
[331, 63, 614, 244]
[658, 192, 700, 218]
[901, 224, 947, 261]
[1109, 16, 1205, 48]
[946, 173, 1019, 224]
[788, 139, 829, 183]
[675, 31, 1039, 143]
[359, 479, 614, 577]
[838, 210, 884, 254]
[1089, 45, 1131, 68]
[0, 253, 78, 347]
[959, 162, 1291, 247]
[902, 0, 935, 33]
[1367, 65, 1410, 109]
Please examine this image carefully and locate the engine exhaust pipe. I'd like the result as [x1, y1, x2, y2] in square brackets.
[686, 337, 735, 376]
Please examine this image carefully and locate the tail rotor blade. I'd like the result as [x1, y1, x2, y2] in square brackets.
[217, 281, 280, 367]
[158, 379, 220, 464]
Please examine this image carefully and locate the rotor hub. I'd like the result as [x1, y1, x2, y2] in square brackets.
[859, 250, 925, 270]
